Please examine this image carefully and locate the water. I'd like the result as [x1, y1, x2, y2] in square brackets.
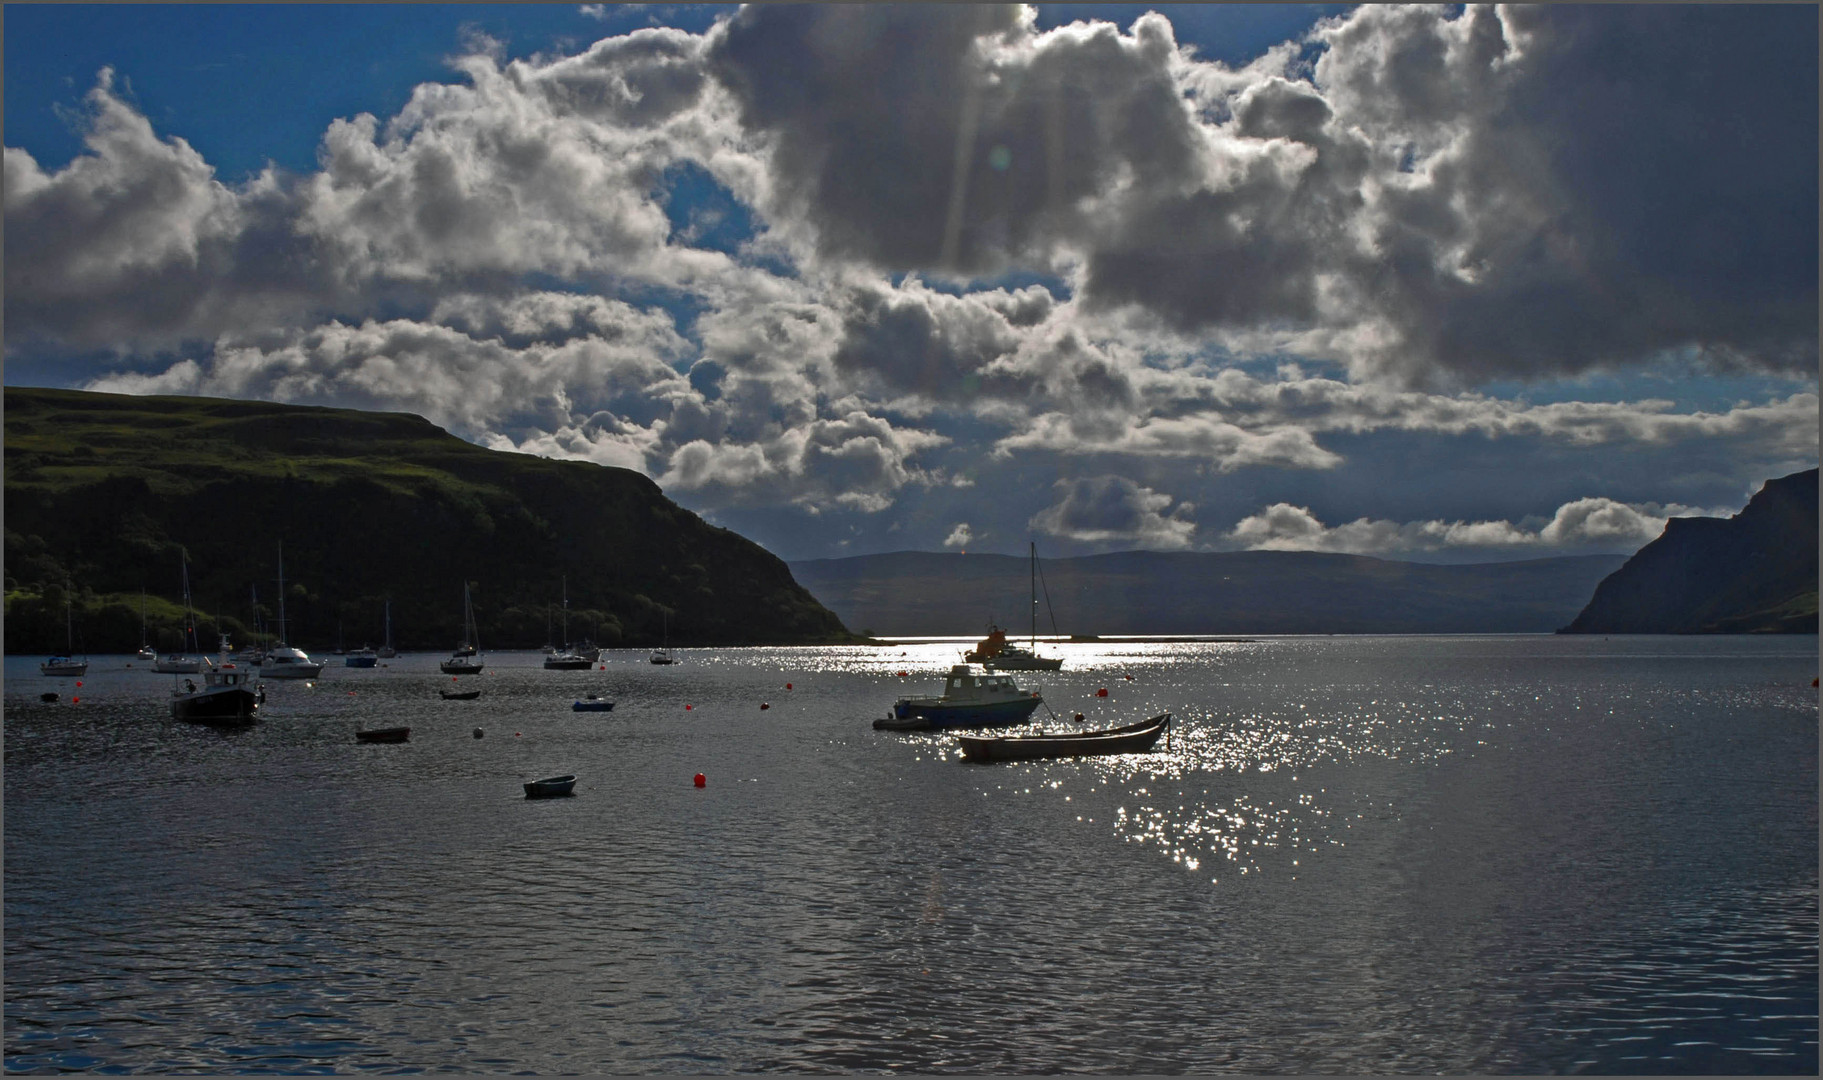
[5, 636, 1816, 1073]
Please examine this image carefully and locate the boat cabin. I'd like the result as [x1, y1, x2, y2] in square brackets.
[941, 664, 1026, 700]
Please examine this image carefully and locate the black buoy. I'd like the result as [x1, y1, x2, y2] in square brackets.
[473, 728, 484, 739]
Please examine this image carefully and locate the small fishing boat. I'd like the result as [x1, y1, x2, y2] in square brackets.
[171, 633, 263, 725]
[875, 664, 1044, 730]
[440, 688, 481, 701]
[355, 726, 411, 743]
[524, 774, 577, 799]
[345, 645, 378, 668]
[572, 696, 615, 712]
[955, 712, 1171, 762]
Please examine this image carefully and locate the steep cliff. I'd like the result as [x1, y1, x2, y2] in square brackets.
[1559, 469, 1818, 634]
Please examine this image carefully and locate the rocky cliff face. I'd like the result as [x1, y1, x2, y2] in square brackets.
[1559, 469, 1818, 634]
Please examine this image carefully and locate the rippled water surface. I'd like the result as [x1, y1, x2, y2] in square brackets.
[6, 636, 1816, 1073]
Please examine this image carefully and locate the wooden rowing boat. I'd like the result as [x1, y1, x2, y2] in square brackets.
[524, 774, 577, 798]
[355, 726, 411, 744]
[955, 713, 1170, 762]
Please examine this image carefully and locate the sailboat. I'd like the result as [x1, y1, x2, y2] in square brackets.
[544, 577, 593, 670]
[155, 553, 205, 673]
[649, 610, 676, 665]
[376, 600, 397, 658]
[972, 542, 1064, 672]
[40, 584, 89, 676]
[136, 590, 156, 662]
[440, 582, 485, 675]
[262, 543, 324, 679]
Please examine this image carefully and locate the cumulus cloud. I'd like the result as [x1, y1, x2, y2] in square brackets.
[1031, 475, 1195, 549]
[1226, 496, 1717, 557]
[943, 522, 974, 549]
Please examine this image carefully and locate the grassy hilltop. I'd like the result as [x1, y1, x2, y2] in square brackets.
[4, 387, 855, 653]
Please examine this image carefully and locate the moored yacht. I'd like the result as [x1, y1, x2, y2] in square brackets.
[261, 543, 323, 679]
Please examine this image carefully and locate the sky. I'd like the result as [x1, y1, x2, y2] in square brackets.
[5, 4, 1817, 564]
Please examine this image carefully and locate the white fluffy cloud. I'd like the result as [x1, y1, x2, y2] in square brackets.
[943, 523, 974, 549]
[1227, 497, 1718, 557]
[8, 6, 1817, 556]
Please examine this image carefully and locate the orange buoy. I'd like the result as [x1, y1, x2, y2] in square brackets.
[693, 773, 706, 788]
[1096, 688, 1108, 697]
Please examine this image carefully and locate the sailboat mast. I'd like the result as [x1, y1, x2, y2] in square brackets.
[276, 542, 288, 645]
[1030, 541, 1038, 649]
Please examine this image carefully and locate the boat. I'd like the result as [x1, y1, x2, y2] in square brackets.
[261, 544, 325, 679]
[155, 554, 205, 673]
[345, 645, 378, 668]
[40, 585, 90, 676]
[524, 774, 577, 798]
[135, 590, 156, 662]
[968, 543, 1064, 672]
[440, 582, 485, 675]
[955, 712, 1171, 762]
[649, 611, 676, 665]
[171, 632, 263, 725]
[377, 600, 397, 658]
[572, 695, 615, 712]
[440, 688, 481, 701]
[544, 577, 594, 670]
[874, 664, 1045, 730]
[355, 726, 410, 743]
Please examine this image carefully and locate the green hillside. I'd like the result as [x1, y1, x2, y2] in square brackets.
[4, 387, 855, 653]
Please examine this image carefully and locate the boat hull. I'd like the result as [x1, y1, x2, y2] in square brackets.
[39, 659, 88, 676]
[984, 655, 1064, 671]
[524, 775, 577, 798]
[355, 727, 410, 743]
[544, 656, 593, 670]
[957, 713, 1170, 762]
[889, 695, 1043, 730]
[155, 657, 203, 674]
[345, 654, 378, 668]
[572, 699, 615, 712]
[440, 690, 481, 701]
[171, 687, 260, 725]
[440, 660, 485, 675]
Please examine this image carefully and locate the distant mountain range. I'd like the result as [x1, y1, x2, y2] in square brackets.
[1560, 469, 1818, 634]
[788, 549, 1630, 636]
[4, 387, 853, 653]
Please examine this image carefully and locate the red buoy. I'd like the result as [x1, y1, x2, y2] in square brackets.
[760, 703, 770, 710]
[75, 681, 83, 688]
[685, 704, 693, 710]
[1097, 688, 1109, 697]
[785, 683, 793, 690]
[1124, 674, 1134, 681]
[71, 697, 80, 704]
[693, 773, 706, 788]
[897, 671, 908, 677]
[1074, 712, 1085, 721]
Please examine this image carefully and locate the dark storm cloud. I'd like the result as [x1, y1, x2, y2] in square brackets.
[1029, 474, 1196, 548]
[710, 4, 1817, 384]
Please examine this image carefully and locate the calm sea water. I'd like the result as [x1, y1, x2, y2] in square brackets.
[5, 636, 1816, 1074]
